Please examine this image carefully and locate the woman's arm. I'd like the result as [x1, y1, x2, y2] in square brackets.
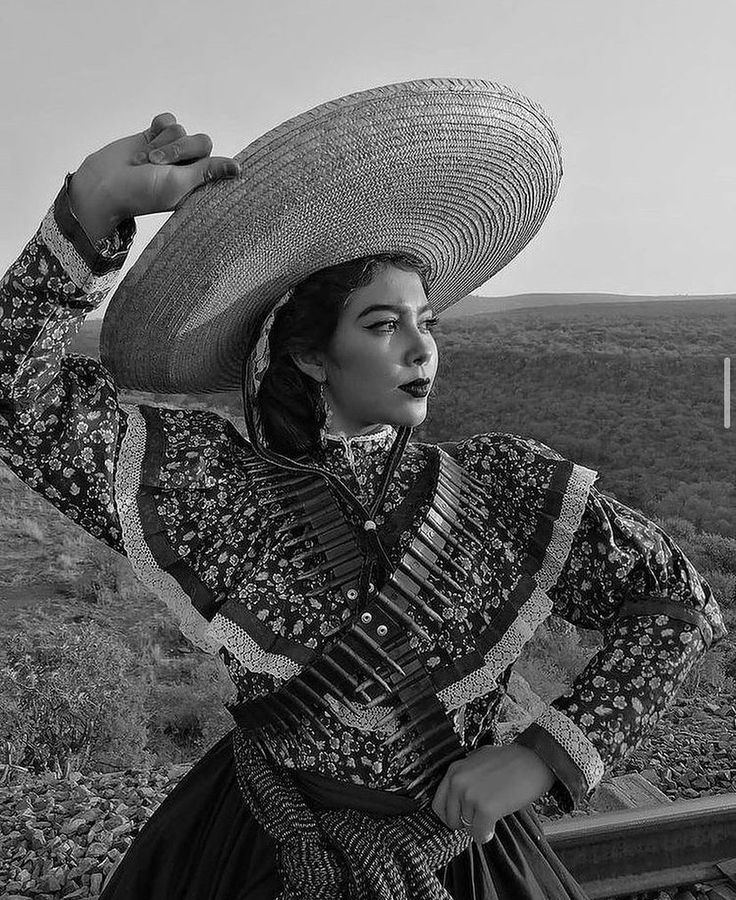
[0, 179, 136, 552]
[512, 484, 728, 813]
[1, 113, 240, 553]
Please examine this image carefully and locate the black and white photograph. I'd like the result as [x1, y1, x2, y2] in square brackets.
[1, 1, 734, 898]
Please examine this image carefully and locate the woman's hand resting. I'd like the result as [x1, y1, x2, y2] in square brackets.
[69, 112, 240, 244]
[431, 742, 557, 844]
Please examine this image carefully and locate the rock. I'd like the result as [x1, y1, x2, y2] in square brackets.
[80, 807, 102, 823]
[23, 825, 45, 849]
[493, 672, 546, 739]
[60, 817, 87, 835]
[56, 799, 79, 814]
[110, 822, 132, 840]
[39, 867, 66, 892]
[67, 860, 94, 879]
[87, 841, 107, 857]
[90, 873, 103, 893]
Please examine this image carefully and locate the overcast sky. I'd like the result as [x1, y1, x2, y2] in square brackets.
[2, 0, 734, 311]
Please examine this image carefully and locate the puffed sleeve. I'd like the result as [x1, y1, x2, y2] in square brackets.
[511, 440, 728, 813]
[0, 173, 136, 553]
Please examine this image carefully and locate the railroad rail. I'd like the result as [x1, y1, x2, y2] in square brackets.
[543, 791, 736, 899]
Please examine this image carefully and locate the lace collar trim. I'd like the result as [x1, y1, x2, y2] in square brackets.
[322, 423, 396, 453]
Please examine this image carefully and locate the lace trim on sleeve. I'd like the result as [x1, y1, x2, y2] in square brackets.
[534, 462, 598, 594]
[533, 704, 606, 792]
[437, 461, 598, 713]
[206, 614, 301, 682]
[39, 205, 120, 295]
[115, 404, 222, 654]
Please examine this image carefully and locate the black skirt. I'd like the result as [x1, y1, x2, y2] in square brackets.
[100, 731, 589, 900]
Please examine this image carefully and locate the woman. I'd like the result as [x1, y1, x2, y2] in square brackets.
[0, 80, 727, 899]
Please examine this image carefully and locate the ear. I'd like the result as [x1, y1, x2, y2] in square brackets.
[290, 350, 327, 385]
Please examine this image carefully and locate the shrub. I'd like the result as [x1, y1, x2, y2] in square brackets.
[144, 658, 234, 764]
[0, 622, 152, 776]
[681, 647, 728, 698]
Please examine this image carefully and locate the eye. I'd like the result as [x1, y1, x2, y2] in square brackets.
[367, 320, 399, 333]
[367, 317, 440, 334]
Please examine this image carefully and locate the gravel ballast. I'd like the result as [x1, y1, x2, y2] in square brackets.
[2, 693, 734, 900]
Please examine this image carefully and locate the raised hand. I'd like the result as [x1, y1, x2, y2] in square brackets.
[69, 112, 240, 244]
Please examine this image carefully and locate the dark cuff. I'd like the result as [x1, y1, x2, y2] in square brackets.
[513, 722, 589, 814]
[617, 594, 714, 649]
[54, 172, 136, 275]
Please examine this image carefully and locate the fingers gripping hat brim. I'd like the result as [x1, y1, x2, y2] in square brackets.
[100, 78, 563, 394]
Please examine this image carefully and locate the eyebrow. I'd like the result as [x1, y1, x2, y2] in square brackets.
[356, 303, 435, 320]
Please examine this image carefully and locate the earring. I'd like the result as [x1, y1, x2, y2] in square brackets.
[319, 380, 334, 447]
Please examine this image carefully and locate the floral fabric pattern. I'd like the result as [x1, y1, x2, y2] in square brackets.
[0, 182, 728, 815]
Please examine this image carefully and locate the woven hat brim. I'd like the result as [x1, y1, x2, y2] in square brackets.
[100, 78, 563, 394]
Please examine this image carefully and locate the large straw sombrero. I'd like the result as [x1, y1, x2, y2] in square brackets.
[100, 78, 563, 394]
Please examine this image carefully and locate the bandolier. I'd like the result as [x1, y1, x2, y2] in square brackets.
[225, 415, 510, 805]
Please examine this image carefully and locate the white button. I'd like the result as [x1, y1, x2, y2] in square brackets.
[361, 612, 372, 624]
[376, 624, 388, 637]
[367, 582, 376, 593]
[346, 588, 359, 601]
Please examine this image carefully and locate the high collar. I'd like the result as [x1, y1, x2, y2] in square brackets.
[320, 424, 397, 467]
[323, 423, 396, 450]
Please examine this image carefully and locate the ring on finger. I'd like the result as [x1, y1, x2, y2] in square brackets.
[459, 812, 473, 829]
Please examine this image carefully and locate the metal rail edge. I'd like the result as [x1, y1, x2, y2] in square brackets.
[542, 793, 736, 898]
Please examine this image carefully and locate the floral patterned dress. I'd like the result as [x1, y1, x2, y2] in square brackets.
[0, 175, 728, 900]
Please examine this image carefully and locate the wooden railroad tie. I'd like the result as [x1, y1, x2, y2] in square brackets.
[593, 772, 672, 812]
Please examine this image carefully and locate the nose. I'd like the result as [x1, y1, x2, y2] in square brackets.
[404, 323, 435, 367]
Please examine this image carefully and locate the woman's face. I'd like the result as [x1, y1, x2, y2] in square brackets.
[318, 264, 439, 436]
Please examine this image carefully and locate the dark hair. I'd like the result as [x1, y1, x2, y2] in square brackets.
[257, 253, 431, 458]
